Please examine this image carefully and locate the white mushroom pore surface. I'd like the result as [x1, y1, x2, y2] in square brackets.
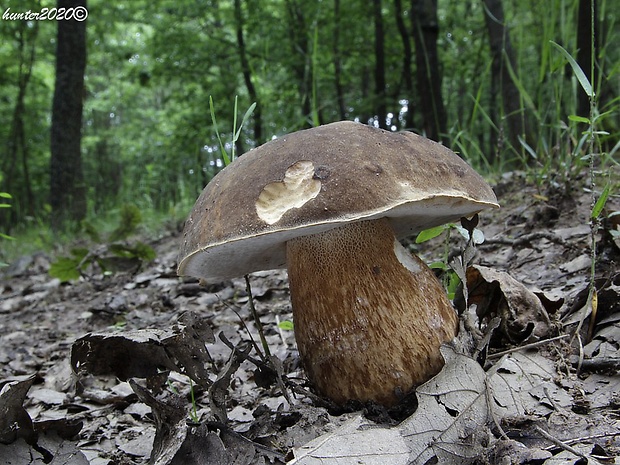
[177, 121, 499, 407]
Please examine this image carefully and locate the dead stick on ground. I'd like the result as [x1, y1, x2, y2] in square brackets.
[487, 335, 569, 360]
[245, 274, 272, 360]
[534, 426, 589, 460]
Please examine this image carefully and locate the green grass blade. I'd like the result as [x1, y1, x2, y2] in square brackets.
[235, 102, 257, 141]
[518, 135, 538, 160]
[591, 183, 611, 219]
[209, 96, 231, 166]
[549, 41, 594, 98]
[231, 96, 239, 161]
[568, 115, 591, 124]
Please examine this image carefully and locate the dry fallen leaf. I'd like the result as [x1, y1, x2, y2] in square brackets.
[465, 265, 551, 344]
[401, 345, 490, 465]
[487, 351, 560, 418]
[289, 414, 409, 465]
[290, 345, 491, 465]
[0, 375, 36, 445]
[0, 376, 88, 464]
[71, 311, 214, 387]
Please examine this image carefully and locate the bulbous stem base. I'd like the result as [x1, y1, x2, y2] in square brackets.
[286, 218, 458, 406]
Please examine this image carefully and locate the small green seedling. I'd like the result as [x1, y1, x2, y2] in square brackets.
[278, 320, 294, 331]
[416, 214, 486, 302]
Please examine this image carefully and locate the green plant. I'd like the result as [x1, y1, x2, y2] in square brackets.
[208, 97, 269, 353]
[0, 192, 13, 239]
[49, 203, 156, 282]
[549, 20, 616, 345]
[209, 95, 257, 166]
[415, 217, 487, 301]
[0, 192, 14, 268]
[173, 97, 260, 423]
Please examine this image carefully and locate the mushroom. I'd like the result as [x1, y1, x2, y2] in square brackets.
[178, 121, 499, 406]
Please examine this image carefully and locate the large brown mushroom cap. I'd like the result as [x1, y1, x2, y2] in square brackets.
[178, 121, 498, 281]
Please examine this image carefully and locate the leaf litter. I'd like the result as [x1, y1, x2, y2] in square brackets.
[0, 177, 619, 464]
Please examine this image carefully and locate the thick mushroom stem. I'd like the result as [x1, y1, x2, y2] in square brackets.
[286, 217, 458, 406]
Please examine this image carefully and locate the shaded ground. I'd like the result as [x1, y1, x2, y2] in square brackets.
[1, 174, 619, 464]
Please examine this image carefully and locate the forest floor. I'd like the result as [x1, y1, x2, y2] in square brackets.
[1, 172, 619, 465]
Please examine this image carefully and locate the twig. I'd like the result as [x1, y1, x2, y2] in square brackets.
[534, 425, 589, 460]
[486, 334, 569, 360]
[570, 356, 620, 371]
[543, 386, 567, 414]
[245, 274, 272, 359]
[558, 431, 620, 447]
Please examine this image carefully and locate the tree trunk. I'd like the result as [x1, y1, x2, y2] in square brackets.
[373, 0, 387, 129]
[483, 0, 530, 159]
[234, 0, 262, 143]
[285, 0, 312, 128]
[333, 0, 347, 121]
[411, 0, 447, 142]
[2, 21, 38, 229]
[394, 0, 415, 130]
[50, 0, 87, 230]
[360, 65, 372, 125]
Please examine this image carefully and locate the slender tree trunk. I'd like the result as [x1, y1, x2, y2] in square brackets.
[50, 0, 87, 230]
[234, 0, 262, 143]
[2, 21, 38, 229]
[333, 0, 347, 120]
[483, 0, 531, 159]
[360, 65, 372, 125]
[411, 0, 447, 142]
[394, 0, 414, 130]
[285, 0, 312, 128]
[373, 0, 387, 129]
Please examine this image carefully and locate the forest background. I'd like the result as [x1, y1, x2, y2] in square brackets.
[0, 0, 618, 258]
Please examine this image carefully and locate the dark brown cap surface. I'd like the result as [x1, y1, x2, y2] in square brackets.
[178, 121, 498, 281]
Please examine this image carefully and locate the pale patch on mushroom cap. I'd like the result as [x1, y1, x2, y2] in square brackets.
[255, 160, 321, 224]
[178, 121, 498, 281]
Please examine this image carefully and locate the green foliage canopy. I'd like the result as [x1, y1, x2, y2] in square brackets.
[0, 0, 617, 232]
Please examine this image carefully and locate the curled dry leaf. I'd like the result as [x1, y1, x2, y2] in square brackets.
[0, 376, 87, 464]
[71, 311, 214, 387]
[0, 375, 36, 445]
[464, 265, 552, 344]
[129, 380, 189, 465]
